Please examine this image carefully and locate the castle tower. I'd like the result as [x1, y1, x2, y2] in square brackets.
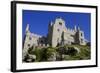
[23, 24, 31, 60]
[78, 26, 80, 31]
[78, 31, 86, 45]
[74, 25, 77, 31]
[47, 22, 53, 46]
[74, 26, 86, 45]
[23, 24, 30, 49]
[48, 17, 65, 47]
[25, 24, 30, 36]
[26, 24, 29, 31]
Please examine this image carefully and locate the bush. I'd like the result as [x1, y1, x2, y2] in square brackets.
[25, 44, 91, 62]
[67, 47, 78, 56]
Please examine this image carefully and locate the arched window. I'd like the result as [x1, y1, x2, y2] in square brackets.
[57, 29, 60, 32]
[59, 22, 62, 25]
[29, 37, 32, 40]
[28, 44, 30, 47]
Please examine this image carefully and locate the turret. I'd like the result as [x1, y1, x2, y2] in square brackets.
[25, 24, 30, 36]
[50, 21, 53, 26]
[26, 24, 29, 32]
[78, 26, 80, 31]
[74, 25, 77, 31]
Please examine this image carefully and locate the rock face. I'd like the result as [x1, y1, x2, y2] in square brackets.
[23, 53, 36, 62]
[73, 47, 80, 53]
[66, 47, 80, 56]
[57, 46, 80, 56]
[47, 52, 56, 61]
[28, 54, 36, 60]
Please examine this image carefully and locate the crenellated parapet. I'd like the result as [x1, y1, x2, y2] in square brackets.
[66, 27, 76, 35]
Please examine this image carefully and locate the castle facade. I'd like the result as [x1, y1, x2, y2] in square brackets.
[22, 17, 87, 59]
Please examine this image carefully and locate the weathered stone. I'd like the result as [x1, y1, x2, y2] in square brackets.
[73, 47, 80, 53]
[23, 53, 36, 62]
[23, 18, 87, 61]
[28, 54, 36, 59]
[23, 18, 87, 51]
[47, 52, 56, 61]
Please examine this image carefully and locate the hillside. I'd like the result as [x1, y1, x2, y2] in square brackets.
[23, 45, 91, 62]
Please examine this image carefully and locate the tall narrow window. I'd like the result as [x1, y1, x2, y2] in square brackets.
[81, 33, 83, 36]
[81, 39, 83, 43]
[57, 29, 60, 32]
[29, 37, 32, 40]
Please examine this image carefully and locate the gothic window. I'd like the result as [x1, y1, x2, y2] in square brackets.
[59, 22, 62, 25]
[28, 44, 30, 47]
[41, 40, 43, 43]
[57, 29, 60, 32]
[81, 39, 83, 43]
[81, 33, 83, 36]
[29, 37, 32, 40]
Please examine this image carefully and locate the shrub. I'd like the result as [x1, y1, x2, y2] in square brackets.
[67, 47, 78, 56]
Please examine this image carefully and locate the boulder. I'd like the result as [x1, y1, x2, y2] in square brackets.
[66, 46, 79, 56]
[47, 52, 56, 61]
[73, 47, 80, 53]
[24, 54, 36, 62]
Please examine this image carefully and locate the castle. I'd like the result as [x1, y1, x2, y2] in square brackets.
[23, 17, 87, 60]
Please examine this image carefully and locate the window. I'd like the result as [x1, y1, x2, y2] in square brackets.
[59, 22, 62, 25]
[29, 37, 32, 40]
[41, 40, 43, 43]
[28, 44, 30, 47]
[81, 33, 83, 36]
[81, 39, 83, 43]
[57, 29, 60, 32]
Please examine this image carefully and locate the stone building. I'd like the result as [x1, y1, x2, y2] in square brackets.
[47, 17, 86, 47]
[22, 17, 87, 60]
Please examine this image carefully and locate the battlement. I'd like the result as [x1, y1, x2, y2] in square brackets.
[31, 33, 42, 38]
[67, 28, 76, 33]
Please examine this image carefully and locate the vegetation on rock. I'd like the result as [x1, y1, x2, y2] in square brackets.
[24, 44, 90, 62]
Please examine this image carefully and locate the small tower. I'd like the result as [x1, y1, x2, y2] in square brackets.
[74, 25, 77, 31]
[50, 21, 53, 26]
[47, 21, 53, 46]
[78, 26, 80, 31]
[74, 25, 86, 45]
[51, 17, 65, 47]
[26, 24, 29, 32]
[23, 24, 31, 59]
[25, 24, 30, 36]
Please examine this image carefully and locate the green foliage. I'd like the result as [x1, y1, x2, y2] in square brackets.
[27, 45, 91, 62]
[28, 47, 35, 55]
[66, 47, 77, 56]
[46, 47, 56, 58]
[64, 45, 90, 60]
[34, 48, 42, 62]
